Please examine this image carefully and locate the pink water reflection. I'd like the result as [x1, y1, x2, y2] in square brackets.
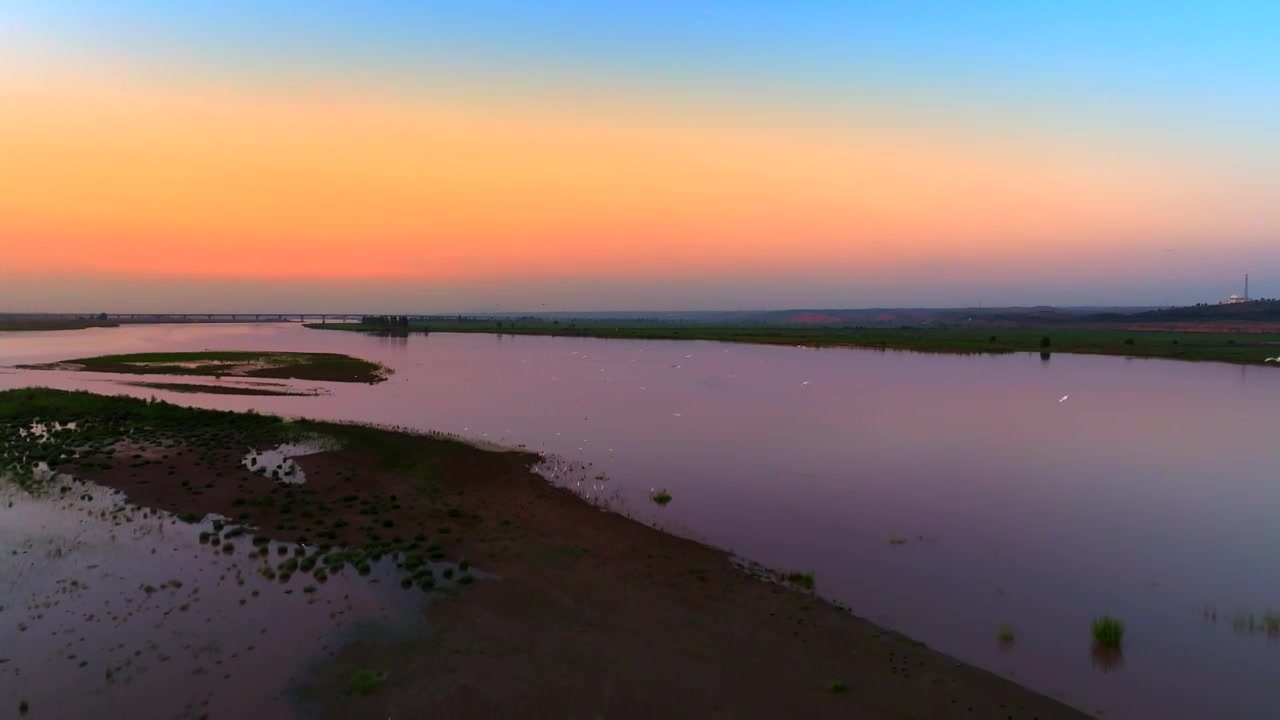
[4, 324, 1280, 719]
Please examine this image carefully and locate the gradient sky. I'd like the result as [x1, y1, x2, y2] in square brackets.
[2, 2, 1278, 312]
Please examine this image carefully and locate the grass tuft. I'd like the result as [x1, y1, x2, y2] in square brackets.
[349, 668, 388, 696]
[786, 571, 816, 590]
[1091, 615, 1125, 648]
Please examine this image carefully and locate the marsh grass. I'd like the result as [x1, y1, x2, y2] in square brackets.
[828, 680, 847, 694]
[786, 571, 816, 590]
[650, 489, 672, 505]
[1229, 610, 1280, 639]
[997, 625, 1016, 644]
[1091, 616, 1125, 648]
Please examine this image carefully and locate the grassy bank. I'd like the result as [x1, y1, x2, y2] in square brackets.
[0, 319, 119, 332]
[20, 351, 390, 383]
[0, 388, 1090, 719]
[307, 320, 1280, 365]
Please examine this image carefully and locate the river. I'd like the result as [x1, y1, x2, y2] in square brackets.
[3, 322, 1279, 719]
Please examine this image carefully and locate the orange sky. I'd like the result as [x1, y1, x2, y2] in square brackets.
[2, 63, 1241, 285]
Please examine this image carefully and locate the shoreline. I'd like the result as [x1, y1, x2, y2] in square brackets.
[305, 321, 1280, 367]
[1, 388, 1091, 718]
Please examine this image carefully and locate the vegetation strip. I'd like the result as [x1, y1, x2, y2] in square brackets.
[0, 320, 119, 332]
[121, 381, 323, 396]
[19, 351, 390, 383]
[307, 319, 1280, 366]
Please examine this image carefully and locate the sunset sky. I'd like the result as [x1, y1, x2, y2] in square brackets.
[2, 2, 1277, 312]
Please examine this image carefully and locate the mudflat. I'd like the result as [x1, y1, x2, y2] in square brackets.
[1, 389, 1089, 719]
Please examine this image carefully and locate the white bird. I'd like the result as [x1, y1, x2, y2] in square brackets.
[1266, 357, 1279, 362]
[800, 381, 811, 386]
[1059, 395, 1070, 403]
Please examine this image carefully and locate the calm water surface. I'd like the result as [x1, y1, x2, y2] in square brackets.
[3, 323, 1280, 719]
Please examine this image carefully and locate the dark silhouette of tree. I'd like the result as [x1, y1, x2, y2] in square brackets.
[1039, 336, 1052, 348]
[359, 315, 411, 334]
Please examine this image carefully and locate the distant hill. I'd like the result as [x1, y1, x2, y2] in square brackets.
[473, 306, 1164, 327]
[1113, 300, 1280, 323]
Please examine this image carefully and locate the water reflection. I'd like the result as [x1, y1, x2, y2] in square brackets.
[1230, 611, 1280, 642]
[0, 471, 425, 720]
[1091, 645, 1126, 673]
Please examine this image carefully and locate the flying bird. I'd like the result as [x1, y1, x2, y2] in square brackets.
[1059, 395, 1070, 402]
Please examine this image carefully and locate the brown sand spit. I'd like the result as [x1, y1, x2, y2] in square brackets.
[6, 390, 1089, 719]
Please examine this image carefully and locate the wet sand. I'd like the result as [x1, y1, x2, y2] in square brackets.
[34, 415, 1091, 718]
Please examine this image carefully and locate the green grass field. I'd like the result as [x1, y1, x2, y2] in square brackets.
[306, 320, 1280, 366]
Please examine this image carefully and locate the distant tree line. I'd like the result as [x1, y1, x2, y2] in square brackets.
[361, 315, 410, 329]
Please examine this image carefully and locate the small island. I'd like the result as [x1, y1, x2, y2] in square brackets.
[20, 351, 390, 384]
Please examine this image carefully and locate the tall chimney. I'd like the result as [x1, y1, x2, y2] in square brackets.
[1246, 274, 1249, 300]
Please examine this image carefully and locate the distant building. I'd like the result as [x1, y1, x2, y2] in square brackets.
[1216, 275, 1252, 305]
